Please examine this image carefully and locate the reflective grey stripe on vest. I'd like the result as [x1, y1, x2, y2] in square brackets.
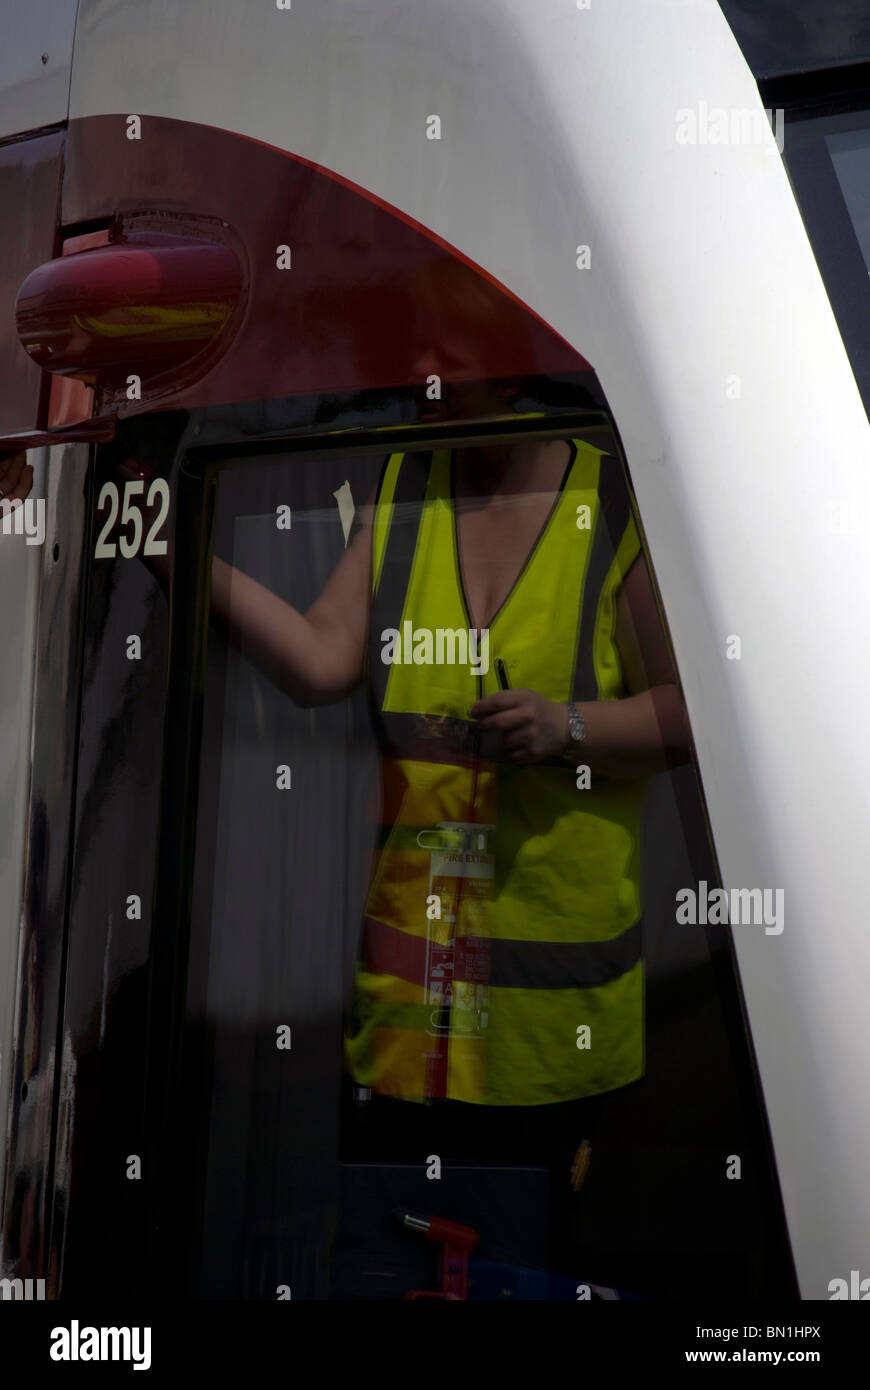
[377, 709, 578, 766]
[488, 918, 642, 989]
[359, 913, 642, 990]
[572, 453, 632, 701]
[368, 451, 432, 711]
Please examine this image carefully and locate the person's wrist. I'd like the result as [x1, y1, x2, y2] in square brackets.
[563, 700, 587, 759]
[555, 700, 571, 755]
[546, 699, 572, 759]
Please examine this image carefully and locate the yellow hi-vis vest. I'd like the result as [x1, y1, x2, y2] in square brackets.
[344, 440, 648, 1105]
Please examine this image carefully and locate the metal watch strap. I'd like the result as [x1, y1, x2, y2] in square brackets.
[566, 700, 586, 749]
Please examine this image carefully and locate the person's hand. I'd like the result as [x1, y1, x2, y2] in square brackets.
[468, 689, 569, 763]
[0, 450, 33, 506]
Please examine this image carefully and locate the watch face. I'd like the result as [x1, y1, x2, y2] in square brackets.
[568, 708, 585, 742]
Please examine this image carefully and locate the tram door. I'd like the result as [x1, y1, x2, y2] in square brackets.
[34, 379, 795, 1302]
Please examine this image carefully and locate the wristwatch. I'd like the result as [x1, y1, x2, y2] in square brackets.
[565, 701, 587, 753]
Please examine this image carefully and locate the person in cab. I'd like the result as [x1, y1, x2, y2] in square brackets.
[201, 375, 692, 1267]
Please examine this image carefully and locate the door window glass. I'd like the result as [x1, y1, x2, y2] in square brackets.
[180, 423, 792, 1299]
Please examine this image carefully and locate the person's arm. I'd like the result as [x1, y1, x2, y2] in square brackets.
[208, 505, 373, 707]
[469, 555, 692, 777]
[572, 553, 692, 775]
[132, 458, 376, 708]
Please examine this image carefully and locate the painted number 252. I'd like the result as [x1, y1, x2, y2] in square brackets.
[94, 478, 170, 559]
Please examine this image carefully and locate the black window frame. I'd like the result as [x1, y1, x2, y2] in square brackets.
[142, 388, 797, 1299]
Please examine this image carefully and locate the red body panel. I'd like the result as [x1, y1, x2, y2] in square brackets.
[6, 115, 588, 426]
